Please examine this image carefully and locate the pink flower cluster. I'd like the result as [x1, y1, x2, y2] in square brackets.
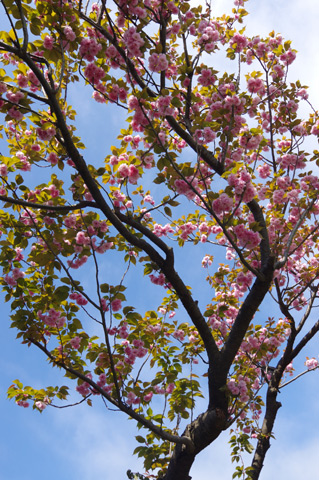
[84, 62, 105, 84]
[127, 95, 148, 131]
[117, 163, 140, 184]
[194, 127, 216, 144]
[76, 379, 92, 396]
[6, 90, 24, 103]
[69, 336, 81, 349]
[126, 390, 141, 405]
[111, 298, 122, 312]
[69, 292, 88, 306]
[305, 357, 319, 370]
[123, 27, 144, 57]
[67, 255, 88, 269]
[197, 20, 219, 52]
[178, 221, 197, 240]
[16, 399, 29, 408]
[198, 68, 216, 86]
[153, 223, 174, 237]
[37, 126, 56, 141]
[233, 223, 261, 249]
[173, 329, 185, 342]
[122, 338, 148, 365]
[212, 193, 233, 215]
[43, 35, 54, 50]
[279, 153, 306, 170]
[35, 400, 47, 410]
[202, 255, 213, 268]
[4, 267, 25, 287]
[38, 308, 66, 328]
[80, 37, 102, 61]
[148, 53, 169, 72]
[257, 163, 271, 179]
[247, 77, 265, 94]
[227, 375, 250, 402]
[63, 26, 76, 42]
[149, 273, 166, 286]
[227, 170, 257, 203]
[230, 33, 248, 52]
[174, 178, 199, 200]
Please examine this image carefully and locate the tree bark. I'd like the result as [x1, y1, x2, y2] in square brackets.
[250, 386, 281, 480]
[161, 408, 227, 480]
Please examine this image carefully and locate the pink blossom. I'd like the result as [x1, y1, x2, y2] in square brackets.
[35, 401, 47, 410]
[84, 63, 105, 84]
[166, 383, 175, 394]
[128, 165, 140, 184]
[6, 90, 24, 103]
[47, 184, 60, 198]
[111, 298, 122, 312]
[143, 392, 153, 402]
[8, 107, 23, 121]
[117, 163, 130, 178]
[0, 82, 7, 94]
[38, 308, 66, 328]
[198, 68, 216, 86]
[37, 126, 56, 141]
[47, 152, 59, 165]
[76, 231, 91, 245]
[0, 164, 8, 176]
[233, 224, 261, 249]
[69, 292, 88, 306]
[43, 36, 54, 50]
[247, 77, 265, 94]
[173, 329, 185, 342]
[202, 255, 213, 268]
[123, 27, 144, 57]
[67, 255, 88, 269]
[257, 163, 271, 179]
[63, 26, 76, 42]
[16, 400, 30, 408]
[95, 241, 113, 254]
[70, 336, 81, 349]
[230, 32, 248, 52]
[150, 273, 166, 286]
[153, 223, 174, 237]
[126, 391, 140, 405]
[212, 193, 233, 215]
[148, 53, 168, 72]
[17, 74, 28, 88]
[305, 358, 318, 370]
[80, 37, 102, 61]
[27, 70, 40, 87]
[154, 385, 165, 395]
[76, 382, 91, 397]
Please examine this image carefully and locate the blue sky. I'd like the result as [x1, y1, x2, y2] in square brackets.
[1, 1, 319, 479]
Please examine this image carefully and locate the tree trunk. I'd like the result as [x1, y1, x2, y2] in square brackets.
[161, 408, 227, 480]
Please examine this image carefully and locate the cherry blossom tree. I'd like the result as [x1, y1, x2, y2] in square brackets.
[0, 0, 318, 479]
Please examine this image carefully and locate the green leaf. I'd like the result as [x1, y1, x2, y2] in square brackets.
[164, 206, 172, 217]
[54, 286, 69, 301]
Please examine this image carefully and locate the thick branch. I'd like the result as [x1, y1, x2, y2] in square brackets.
[0, 195, 97, 212]
[250, 385, 281, 480]
[221, 256, 275, 375]
[161, 408, 227, 480]
[290, 318, 319, 361]
[15, 0, 28, 52]
[115, 209, 174, 260]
